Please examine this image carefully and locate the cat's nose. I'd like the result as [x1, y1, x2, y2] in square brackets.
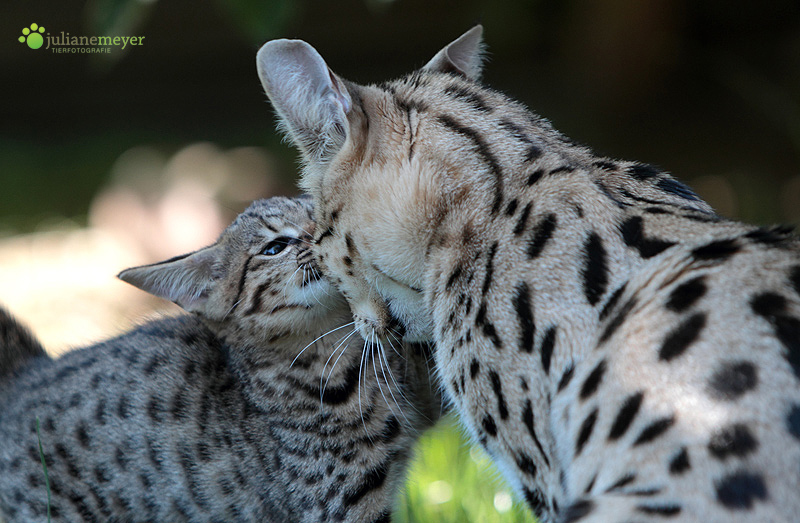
[352, 302, 393, 342]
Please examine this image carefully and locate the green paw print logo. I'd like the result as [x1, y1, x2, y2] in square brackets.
[19, 23, 45, 49]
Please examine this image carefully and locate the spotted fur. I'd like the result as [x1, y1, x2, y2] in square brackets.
[256, 27, 800, 522]
[0, 197, 439, 523]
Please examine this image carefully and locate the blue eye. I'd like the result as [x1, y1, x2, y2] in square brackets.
[262, 237, 292, 256]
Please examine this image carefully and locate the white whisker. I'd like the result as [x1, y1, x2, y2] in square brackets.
[371, 337, 396, 422]
[290, 321, 355, 368]
[282, 217, 315, 240]
[377, 340, 413, 425]
[358, 334, 370, 436]
[321, 328, 359, 406]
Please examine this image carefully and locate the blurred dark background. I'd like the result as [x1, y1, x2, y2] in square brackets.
[3, 0, 800, 231]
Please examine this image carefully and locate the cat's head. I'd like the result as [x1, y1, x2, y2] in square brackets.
[119, 196, 350, 347]
[255, 27, 496, 343]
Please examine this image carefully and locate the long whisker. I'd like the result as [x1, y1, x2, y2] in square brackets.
[320, 329, 353, 392]
[281, 217, 315, 240]
[321, 329, 359, 406]
[377, 340, 413, 425]
[290, 321, 355, 367]
[358, 334, 370, 436]
[385, 328, 407, 360]
[301, 265, 328, 309]
[222, 298, 244, 321]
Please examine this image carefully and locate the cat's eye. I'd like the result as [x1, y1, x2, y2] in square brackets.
[261, 237, 293, 256]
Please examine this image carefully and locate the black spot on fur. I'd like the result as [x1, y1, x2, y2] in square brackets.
[637, 504, 682, 516]
[581, 232, 609, 306]
[708, 424, 758, 461]
[633, 416, 675, 446]
[593, 160, 618, 171]
[513, 282, 535, 353]
[787, 404, 800, 441]
[599, 283, 627, 321]
[608, 391, 644, 441]
[627, 163, 660, 180]
[606, 473, 636, 492]
[715, 470, 768, 509]
[525, 145, 543, 163]
[579, 360, 606, 400]
[557, 365, 575, 392]
[599, 297, 637, 343]
[445, 265, 463, 292]
[750, 292, 800, 380]
[526, 168, 545, 186]
[550, 165, 575, 175]
[669, 447, 691, 475]
[620, 216, 676, 258]
[583, 473, 597, 494]
[76, 422, 90, 448]
[659, 312, 706, 361]
[522, 399, 550, 467]
[469, 358, 480, 379]
[575, 408, 599, 455]
[475, 302, 503, 349]
[666, 276, 707, 312]
[540, 326, 557, 375]
[527, 214, 557, 258]
[522, 487, 546, 517]
[790, 265, 800, 297]
[751, 291, 788, 317]
[513, 202, 532, 235]
[516, 452, 538, 477]
[505, 198, 518, 216]
[482, 242, 498, 295]
[691, 239, 740, 261]
[482, 414, 498, 437]
[561, 499, 595, 522]
[489, 370, 509, 420]
[657, 177, 699, 201]
[707, 361, 758, 400]
[744, 226, 795, 246]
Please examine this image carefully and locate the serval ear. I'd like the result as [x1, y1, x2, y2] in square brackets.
[256, 39, 351, 167]
[118, 246, 222, 314]
[423, 25, 486, 80]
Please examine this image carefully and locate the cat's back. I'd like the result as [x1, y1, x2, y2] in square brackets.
[0, 314, 281, 523]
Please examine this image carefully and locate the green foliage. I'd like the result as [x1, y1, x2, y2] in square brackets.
[214, 0, 298, 44]
[397, 415, 537, 523]
[85, 0, 297, 47]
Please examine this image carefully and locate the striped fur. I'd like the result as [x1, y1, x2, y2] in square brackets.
[0, 197, 440, 522]
[257, 27, 800, 522]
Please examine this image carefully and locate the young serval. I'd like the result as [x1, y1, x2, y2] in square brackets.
[255, 26, 800, 522]
[0, 196, 438, 523]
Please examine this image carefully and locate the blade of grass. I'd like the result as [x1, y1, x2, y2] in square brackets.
[35, 417, 52, 523]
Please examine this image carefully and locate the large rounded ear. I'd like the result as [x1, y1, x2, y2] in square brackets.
[256, 39, 351, 165]
[423, 25, 485, 80]
[118, 247, 221, 314]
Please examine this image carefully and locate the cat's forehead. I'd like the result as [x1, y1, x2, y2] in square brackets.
[228, 197, 314, 237]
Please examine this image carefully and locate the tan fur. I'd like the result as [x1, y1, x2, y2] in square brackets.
[257, 28, 800, 522]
